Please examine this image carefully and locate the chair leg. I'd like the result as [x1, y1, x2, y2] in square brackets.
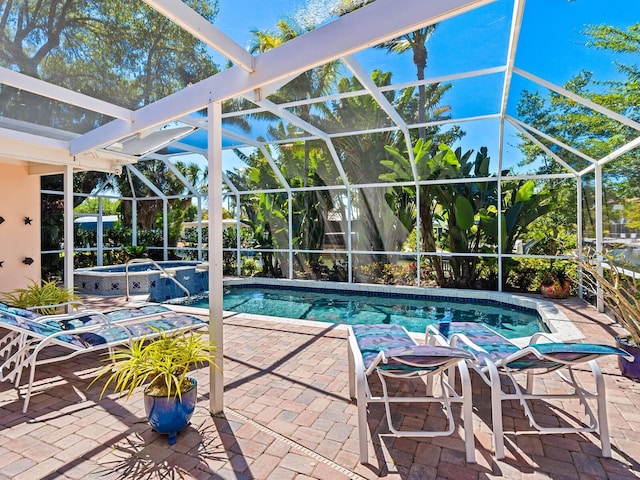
[590, 360, 611, 457]
[459, 361, 476, 463]
[22, 356, 37, 413]
[356, 374, 369, 463]
[348, 342, 356, 399]
[526, 370, 535, 394]
[487, 363, 505, 459]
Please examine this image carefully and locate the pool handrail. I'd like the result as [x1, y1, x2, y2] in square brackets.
[125, 258, 191, 302]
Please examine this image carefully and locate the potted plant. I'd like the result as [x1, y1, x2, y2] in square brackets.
[537, 264, 571, 299]
[578, 252, 640, 380]
[0, 279, 78, 314]
[92, 329, 215, 444]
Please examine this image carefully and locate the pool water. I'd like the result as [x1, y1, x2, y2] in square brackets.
[96, 261, 200, 273]
[189, 287, 546, 339]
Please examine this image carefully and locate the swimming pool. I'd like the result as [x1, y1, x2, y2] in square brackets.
[187, 285, 547, 339]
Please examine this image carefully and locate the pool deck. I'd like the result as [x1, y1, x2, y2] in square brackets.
[0, 295, 639, 479]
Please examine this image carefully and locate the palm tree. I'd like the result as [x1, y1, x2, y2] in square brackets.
[249, 19, 341, 256]
[318, 70, 457, 257]
[333, 0, 437, 139]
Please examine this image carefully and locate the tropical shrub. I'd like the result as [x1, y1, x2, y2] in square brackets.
[1, 279, 78, 314]
[91, 330, 215, 399]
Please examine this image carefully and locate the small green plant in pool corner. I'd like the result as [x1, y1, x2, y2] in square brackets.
[0, 278, 78, 314]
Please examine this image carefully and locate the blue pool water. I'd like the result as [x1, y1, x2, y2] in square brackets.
[96, 261, 200, 273]
[188, 286, 546, 339]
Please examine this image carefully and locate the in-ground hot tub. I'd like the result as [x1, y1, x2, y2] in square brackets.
[74, 261, 209, 300]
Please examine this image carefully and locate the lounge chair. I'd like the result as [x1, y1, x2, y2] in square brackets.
[0, 305, 207, 412]
[347, 324, 477, 464]
[0, 302, 177, 376]
[426, 321, 632, 459]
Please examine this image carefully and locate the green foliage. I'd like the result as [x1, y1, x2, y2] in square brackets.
[517, 23, 640, 203]
[381, 139, 558, 289]
[91, 330, 215, 399]
[479, 179, 552, 255]
[578, 250, 640, 345]
[455, 196, 475, 230]
[536, 263, 571, 287]
[1, 279, 78, 314]
[504, 258, 542, 292]
[138, 230, 164, 248]
[624, 201, 640, 230]
[242, 193, 288, 277]
[355, 261, 418, 286]
[75, 198, 120, 215]
[241, 259, 260, 277]
[123, 246, 147, 260]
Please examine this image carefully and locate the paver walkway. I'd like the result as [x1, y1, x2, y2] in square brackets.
[0, 295, 638, 479]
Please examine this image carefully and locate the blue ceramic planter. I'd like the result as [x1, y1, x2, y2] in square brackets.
[144, 378, 197, 445]
[616, 337, 640, 382]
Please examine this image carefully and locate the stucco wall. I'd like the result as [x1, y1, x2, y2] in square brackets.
[0, 164, 41, 294]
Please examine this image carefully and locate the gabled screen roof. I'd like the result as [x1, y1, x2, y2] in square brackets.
[0, 0, 638, 189]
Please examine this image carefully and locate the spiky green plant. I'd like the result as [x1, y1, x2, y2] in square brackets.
[578, 251, 640, 345]
[0, 279, 78, 314]
[91, 330, 215, 399]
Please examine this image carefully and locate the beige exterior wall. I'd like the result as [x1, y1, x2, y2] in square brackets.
[0, 164, 41, 295]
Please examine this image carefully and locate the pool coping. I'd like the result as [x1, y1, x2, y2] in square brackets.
[169, 278, 584, 345]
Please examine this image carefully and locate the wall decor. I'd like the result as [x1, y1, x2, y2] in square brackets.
[0, 216, 4, 225]
[23, 217, 32, 225]
[0, 261, 3, 268]
[23, 257, 34, 265]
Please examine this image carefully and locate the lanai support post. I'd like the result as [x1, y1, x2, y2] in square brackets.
[208, 100, 224, 414]
[595, 163, 604, 313]
[97, 197, 104, 266]
[63, 165, 74, 305]
[163, 199, 169, 261]
[197, 195, 203, 262]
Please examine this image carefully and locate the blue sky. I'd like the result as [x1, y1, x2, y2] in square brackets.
[195, 0, 640, 176]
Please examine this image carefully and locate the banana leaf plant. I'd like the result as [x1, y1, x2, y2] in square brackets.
[381, 138, 553, 288]
[382, 139, 494, 287]
[381, 138, 460, 286]
[243, 192, 289, 277]
[479, 179, 552, 282]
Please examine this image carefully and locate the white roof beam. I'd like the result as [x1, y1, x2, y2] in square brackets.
[71, 0, 494, 155]
[0, 67, 133, 121]
[514, 67, 640, 133]
[498, 0, 525, 120]
[598, 135, 640, 166]
[126, 164, 166, 198]
[498, 0, 525, 185]
[257, 146, 292, 192]
[160, 156, 200, 195]
[378, 66, 506, 93]
[0, 126, 68, 151]
[342, 55, 409, 131]
[219, 114, 502, 147]
[342, 55, 418, 184]
[221, 66, 507, 120]
[222, 172, 240, 195]
[507, 116, 597, 164]
[218, 129, 265, 147]
[510, 121, 579, 175]
[141, 0, 254, 73]
[249, 97, 350, 186]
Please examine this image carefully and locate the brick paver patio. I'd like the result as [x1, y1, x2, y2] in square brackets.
[0, 295, 639, 479]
